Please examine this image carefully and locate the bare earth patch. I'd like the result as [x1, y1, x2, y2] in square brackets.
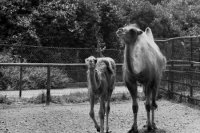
[0, 100, 200, 133]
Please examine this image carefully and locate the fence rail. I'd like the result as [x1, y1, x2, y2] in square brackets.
[0, 63, 124, 104]
[162, 60, 200, 106]
[1, 60, 200, 106]
[1, 35, 200, 105]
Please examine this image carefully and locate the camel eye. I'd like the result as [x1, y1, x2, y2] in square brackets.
[137, 30, 143, 35]
[129, 29, 136, 36]
[94, 59, 97, 64]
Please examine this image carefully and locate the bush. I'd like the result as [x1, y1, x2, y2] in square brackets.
[0, 52, 72, 90]
[0, 95, 12, 104]
[23, 67, 72, 90]
[28, 92, 46, 104]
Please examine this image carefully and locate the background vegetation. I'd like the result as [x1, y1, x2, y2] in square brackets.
[1, 0, 200, 49]
[1, 0, 200, 90]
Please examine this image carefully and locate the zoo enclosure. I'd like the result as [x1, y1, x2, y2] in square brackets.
[157, 36, 200, 106]
[1, 36, 200, 105]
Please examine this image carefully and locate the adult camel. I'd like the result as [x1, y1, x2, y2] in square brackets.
[116, 24, 166, 133]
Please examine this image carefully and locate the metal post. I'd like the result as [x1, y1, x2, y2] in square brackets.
[190, 38, 193, 64]
[199, 49, 200, 62]
[190, 81, 193, 98]
[46, 65, 51, 105]
[198, 37, 200, 62]
[170, 40, 174, 99]
[19, 44, 23, 98]
[170, 62, 174, 99]
[19, 66, 23, 97]
[190, 38, 193, 99]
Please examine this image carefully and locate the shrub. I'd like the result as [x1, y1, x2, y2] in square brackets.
[62, 92, 89, 103]
[23, 67, 72, 90]
[0, 95, 12, 105]
[0, 52, 72, 90]
[28, 92, 46, 104]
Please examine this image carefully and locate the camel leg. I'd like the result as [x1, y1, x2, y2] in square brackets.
[127, 82, 138, 133]
[151, 87, 158, 130]
[89, 96, 100, 132]
[105, 93, 112, 133]
[144, 86, 152, 131]
[99, 97, 105, 133]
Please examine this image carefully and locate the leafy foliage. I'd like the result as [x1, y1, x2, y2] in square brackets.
[0, 51, 71, 90]
[2, 0, 200, 48]
[1, 0, 200, 90]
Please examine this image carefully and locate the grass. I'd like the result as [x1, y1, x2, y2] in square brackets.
[0, 89, 166, 106]
[0, 92, 132, 105]
[0, 95, 12, 105]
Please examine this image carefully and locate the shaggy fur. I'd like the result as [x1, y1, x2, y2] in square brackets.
[116, 24, 166, 133]
[85, 56, 116, 133]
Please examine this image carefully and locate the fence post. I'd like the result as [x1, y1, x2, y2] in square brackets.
[169, 40, 174, 99]
[189, 72, 193, 98]
[19, 44, 23, 98]
[190, 38, 194, 99]
[46, 65, 51, 105]
[190, 38, 193, 65]
[198, 37, 200, 62]
[170, 61, 174, 99]
[19, 66, 23, 97]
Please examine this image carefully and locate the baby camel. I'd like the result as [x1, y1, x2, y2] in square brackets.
[85, 56, 116, 133]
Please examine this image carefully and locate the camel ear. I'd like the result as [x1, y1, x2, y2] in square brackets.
[145, 27, 154, 40]
[137, 30, 143, 35]
[85, 58, 89, 63]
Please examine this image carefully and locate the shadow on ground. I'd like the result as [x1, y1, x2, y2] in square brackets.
[138, 128, 167, 133]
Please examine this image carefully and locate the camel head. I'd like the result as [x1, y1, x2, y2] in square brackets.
[116, 24, 143, 45]
[85, 56, 97, 70]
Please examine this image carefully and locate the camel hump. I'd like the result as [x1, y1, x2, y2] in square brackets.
[98, 57, 116, 74]
[145, 27, 154, 40]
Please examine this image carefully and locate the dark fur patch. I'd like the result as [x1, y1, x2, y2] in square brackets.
[101, 60, 113, 74]
[152, 100, 158, 109]
[145, 104, 151, 112]
[132, 105, 139, 113]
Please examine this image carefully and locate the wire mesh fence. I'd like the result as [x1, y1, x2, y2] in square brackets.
[1, 36, 200, 64]
[0, 36, 200, 105]
[0, 44, 124, 64]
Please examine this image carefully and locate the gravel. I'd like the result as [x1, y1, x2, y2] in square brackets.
[0, 99, 200, 133]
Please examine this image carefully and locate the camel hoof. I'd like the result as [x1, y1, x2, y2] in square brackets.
[147, 125, 153, 131]
[143, 124, 157, 131]
[152, 123, 157, 130]
[106, 127, 111, 133]
[143, 124, 153, 131]
[127, 128, 138, 133]
[96, 126, 100, 132]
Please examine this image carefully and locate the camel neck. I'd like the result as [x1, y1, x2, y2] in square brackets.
[124, 45, 134, 74]
[88, 69, 99, 90]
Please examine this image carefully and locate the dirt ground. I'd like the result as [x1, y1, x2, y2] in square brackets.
[0, 100, 200, 133]
[0, 86, 129, 98]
